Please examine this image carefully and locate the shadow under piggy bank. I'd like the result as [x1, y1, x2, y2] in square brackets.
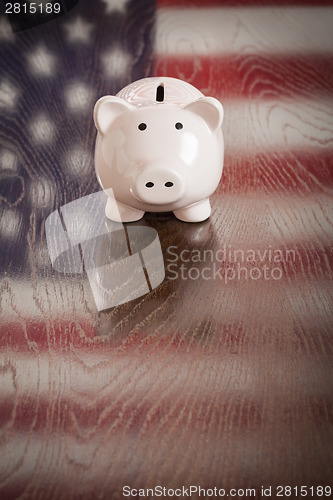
[96, 211, 219, 340]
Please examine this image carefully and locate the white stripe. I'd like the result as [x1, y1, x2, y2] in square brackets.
[212, 193, 333, 248]
[156, 7, 333, 56]
[0, 430, 330, 485]
[0, 350, 254, 400]
[1, 344, 331, 402]
[0, 276, 91, 320]
[223, 98, 333, 152]
[2, 277, 332, 325]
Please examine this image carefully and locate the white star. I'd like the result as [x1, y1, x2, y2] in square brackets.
[29, 177, 54, 209]
[63, 146, 93, 179]
[0, 17, 14, 42]
[0, 208, 22, 241]
[29, 114, 55, 145]
[0, 149, 18, 171]
[101, 47, 132, 78]
[0, 80, 18, 109]
[63, 16, 94, 44]
[27, 45, 56, 77]
[64, 82, 94, 112]
[102, 0, 129, 14]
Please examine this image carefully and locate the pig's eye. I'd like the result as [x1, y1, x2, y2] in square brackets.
[138, 123, 147, 131]
[175, 122, 183, 130]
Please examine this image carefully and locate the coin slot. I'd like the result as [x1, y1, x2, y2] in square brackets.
[156, 84, 164, 102]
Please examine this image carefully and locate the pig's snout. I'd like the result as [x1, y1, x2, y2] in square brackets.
[133, 166, 185, 205]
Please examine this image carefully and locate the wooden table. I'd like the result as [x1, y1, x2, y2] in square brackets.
[0, 0, 332, 498]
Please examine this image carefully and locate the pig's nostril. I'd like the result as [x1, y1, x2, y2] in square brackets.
[145, 182, 154, 188]
[165, 182, 174, 187]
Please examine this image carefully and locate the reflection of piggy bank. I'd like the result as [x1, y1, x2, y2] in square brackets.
[93, 77, 224, 223]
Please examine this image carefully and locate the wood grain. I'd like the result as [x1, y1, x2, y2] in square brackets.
[155, 54, 333, 100]
[155, 7, 333, 55]
[0, 0, 333, 498]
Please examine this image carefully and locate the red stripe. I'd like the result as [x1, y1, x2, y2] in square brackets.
[1, 394, 331, 435]
[221, 150, 333, 193]
[0, 321, 242, 351]
[0, 319, 97, 351]
[0, 394, 264, 433]
[154, 55, 333, 100]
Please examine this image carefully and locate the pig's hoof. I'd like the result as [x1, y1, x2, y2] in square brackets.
[173, 199, 211, 222]
[105, 198, 144, 223]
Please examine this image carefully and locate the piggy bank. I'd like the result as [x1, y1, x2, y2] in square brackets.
[93, 77, 224, 223]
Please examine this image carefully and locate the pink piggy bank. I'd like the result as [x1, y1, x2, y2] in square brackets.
[93, 77, 224, 223]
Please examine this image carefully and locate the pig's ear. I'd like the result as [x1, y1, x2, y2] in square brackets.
[184, 97, 223, 133]
[94, 96, 134, 135]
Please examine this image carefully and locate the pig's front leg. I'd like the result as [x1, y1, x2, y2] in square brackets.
[173, 198, 211, 222]
[105, 197, 145, 223]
